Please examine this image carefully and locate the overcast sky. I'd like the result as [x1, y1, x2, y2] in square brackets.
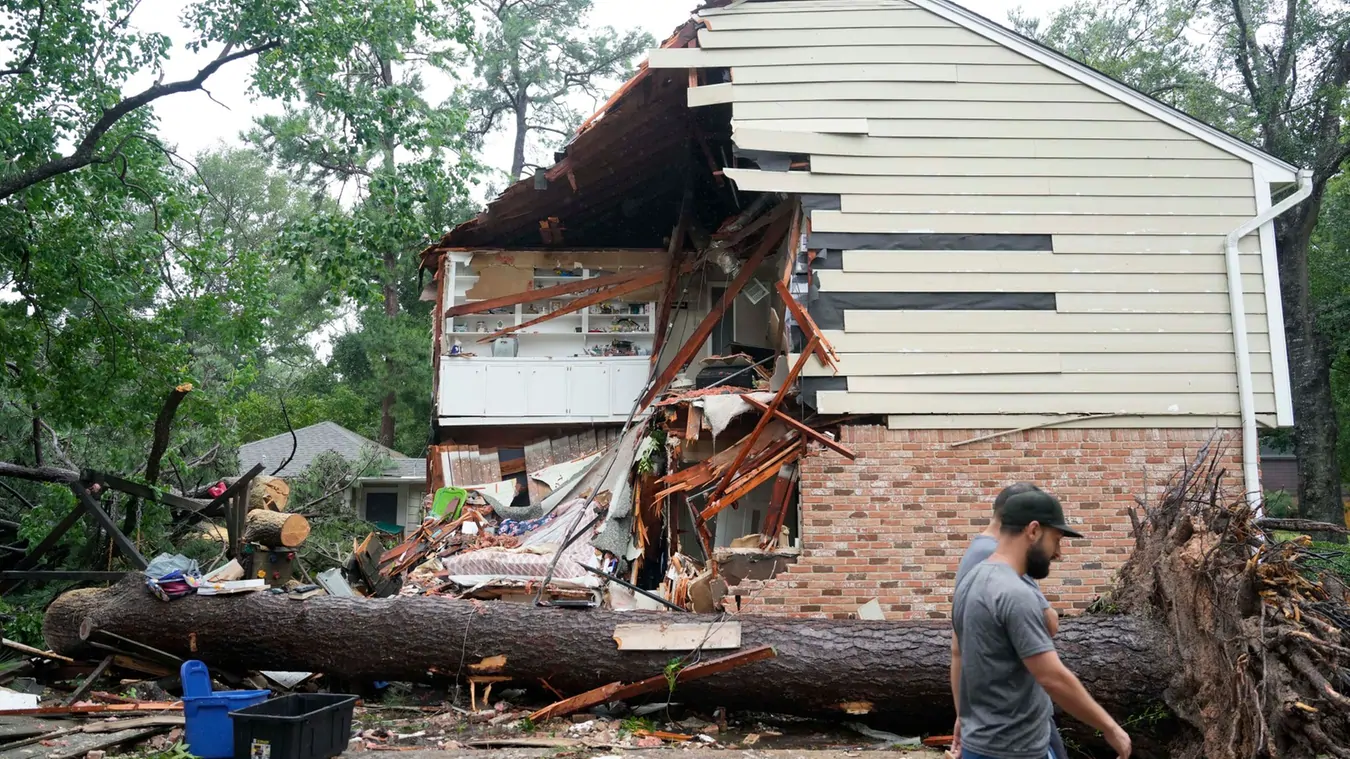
[137, 0, 1069, 180]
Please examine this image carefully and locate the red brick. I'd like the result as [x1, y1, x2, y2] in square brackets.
[738, 426, 1243, 619]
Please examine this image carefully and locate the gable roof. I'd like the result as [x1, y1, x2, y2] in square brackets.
[238, 421, 423, 480]
[697, 0, 1300, 182]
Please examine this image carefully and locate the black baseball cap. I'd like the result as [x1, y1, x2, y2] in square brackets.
[1000, 490, 1084, 538]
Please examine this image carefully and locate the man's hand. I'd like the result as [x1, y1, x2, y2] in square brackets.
[950, 718, 960, 756]
[1104, 724, 1132, 758]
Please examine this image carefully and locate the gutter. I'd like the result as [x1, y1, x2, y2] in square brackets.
[1225, 168, 1312, 514]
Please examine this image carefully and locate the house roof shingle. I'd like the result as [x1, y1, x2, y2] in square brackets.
[238, 422, 424, 480]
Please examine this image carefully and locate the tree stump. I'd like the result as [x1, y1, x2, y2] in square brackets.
[241, 510, 309, 547]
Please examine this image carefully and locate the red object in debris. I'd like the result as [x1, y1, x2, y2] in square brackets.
[208, 481, 227, 497]
[922, 735, 954, 748]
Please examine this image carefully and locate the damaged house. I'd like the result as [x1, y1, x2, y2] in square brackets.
[414, 0, 1304, 618]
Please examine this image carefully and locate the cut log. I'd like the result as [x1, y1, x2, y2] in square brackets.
[42, 578, 1171, 738]
[248, 476, 290, 512]
[241, 510, 309, 547]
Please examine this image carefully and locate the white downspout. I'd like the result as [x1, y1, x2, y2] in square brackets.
[1225, 168, 1312, 515]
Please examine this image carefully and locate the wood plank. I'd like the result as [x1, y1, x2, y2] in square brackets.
[867, 118, 1196, 140]
[707, 8, 953, 30]
[527, 682, 624, 723]
[734, 99, 1153, 122]
[724, 168, 1257, 198]
[808, 156, 1251, 181]
[839, 252, 1261, 275]
[443, 267, 655, 319]
[1, 639, 76, 664]
[820, 331, 1273, 354]
[740, 396, 856, 459]
[814, 391, 1266, 416]
[843, 310, 1268, 334]
[610, 645, 777, 701]
[699, 26, 998, 48]
[842, 193, 1253, 215]
[816, 270, 1263, 294]
[64, 656, 113, 706]
[613, 622, 743, 651]
[847, 372, 1269, 395]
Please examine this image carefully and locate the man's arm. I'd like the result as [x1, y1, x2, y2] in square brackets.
[1023, 651, 1131, 757]
[1043, 606, 1060, 637]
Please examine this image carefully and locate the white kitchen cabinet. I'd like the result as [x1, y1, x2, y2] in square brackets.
[567, 364, 610, 416]
[438, 361, 487, 417]
[526, 364, 568, 415]
[484, 365, 527, 416]
[437, 356, 651, 424]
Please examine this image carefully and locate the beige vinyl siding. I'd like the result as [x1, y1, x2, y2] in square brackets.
[665, 1, 1283, 424]
[815, 271, 1264, 293]
[838, 252, 1262, 274]
[723, 169, 1257, 198]
[842, 311, 1269, 333]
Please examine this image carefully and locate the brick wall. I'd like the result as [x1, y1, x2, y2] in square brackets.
[736, 426, 1242, 619]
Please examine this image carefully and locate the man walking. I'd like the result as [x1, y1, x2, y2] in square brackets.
[950, 489, 1132, 759]
[953, 484, 1063, 759]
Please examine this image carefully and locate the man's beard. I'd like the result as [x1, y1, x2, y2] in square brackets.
[1026, 540, 1053, 580]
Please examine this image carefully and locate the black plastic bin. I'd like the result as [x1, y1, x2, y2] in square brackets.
[229, 693, 357, 759]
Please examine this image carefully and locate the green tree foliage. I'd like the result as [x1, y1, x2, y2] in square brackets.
[1012, 0, 1350, 535]
[465, 0, 653, 181]
[252, 0, 480, 452]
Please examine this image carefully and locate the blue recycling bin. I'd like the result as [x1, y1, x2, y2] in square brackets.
[181, 660, 270, 759]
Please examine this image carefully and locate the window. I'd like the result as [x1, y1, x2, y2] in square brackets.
[364, 491, 400, 527]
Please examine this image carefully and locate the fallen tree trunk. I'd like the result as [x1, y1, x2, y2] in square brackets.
[42, 579, 1171, 739]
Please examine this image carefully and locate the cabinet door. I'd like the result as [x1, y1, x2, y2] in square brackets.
[438, 361, 486, 417]
[526, 364, 568, 416]
[484, 364, 528, 416]
[609, 362, 648, 416]
[567, 364, 611, 417]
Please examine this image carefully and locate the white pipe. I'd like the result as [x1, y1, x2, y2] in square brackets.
[1225, 168, 1312, 515]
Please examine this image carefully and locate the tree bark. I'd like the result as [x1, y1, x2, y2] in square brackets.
[43, 580, 1173, 739]
[1277, 200, 1346, 542]
[378, 53, 400, 451]
[241, 510, 310, 547]
[510, 94, 528, 182]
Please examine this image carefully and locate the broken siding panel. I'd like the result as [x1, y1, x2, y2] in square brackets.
[798, 352, 1064, 376]
[822, 332, 1272, 354]
[809, 156, 1250, 178]
[650, 44, 1035, 68]
[842, 310, 1270, 334]
[840, 195, 1257, 215]
[723, 169, 1257, 198]
[811, 211, 1254, 236]
[816, 271, 1265, 294]
[849, 373, 1269, 394]
[697, 27, 996, 48]
[866, 119, 1194, 140]
[815, 391, 1269, 416]
[707, 8, 954, 29]
[734, 100, 1152, 121]
[733, 118, 871, 134]
[728, 82, 1112, 102]
[734, 128, 1232, 160]
[839, 251, 1262, 275]
[732, 62, 1070, 84]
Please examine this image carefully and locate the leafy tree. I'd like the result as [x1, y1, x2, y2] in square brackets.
[1012, 0, 1350, 537]
[466, 0, 653, 180]
[253, 0, 479, 452]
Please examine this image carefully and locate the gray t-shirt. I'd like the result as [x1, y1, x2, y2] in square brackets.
[953, 561, 1056, 759]
[955, 535, 1050, 611]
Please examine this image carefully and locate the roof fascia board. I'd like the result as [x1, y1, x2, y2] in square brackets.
[694, 0, 1298, 179]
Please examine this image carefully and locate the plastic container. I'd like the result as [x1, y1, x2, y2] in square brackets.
[230, 693, 358, 759]
[180, 660, 270, 759]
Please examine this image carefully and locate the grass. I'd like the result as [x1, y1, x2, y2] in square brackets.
[619, 716, 657, 735]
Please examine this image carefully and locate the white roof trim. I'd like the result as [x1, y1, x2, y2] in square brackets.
[698, 0, 1299, 180]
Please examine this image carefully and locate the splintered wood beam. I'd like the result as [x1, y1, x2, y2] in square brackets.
[685, 405, 703, 442]
[611, 645, 777, 702]
[652, 202, 693, 364]
[761, 462, 798, 549]
[775, 280, 838, 372]
[477, 266, 679, 343]
[528, 681, 623, 723]
[708, 336, 819, 505]
[701, 439, 802, 521]
[741, 395, 856, 460]
[443, 266, 652, 319]
[640, 208, 793, 409]
[779, 202, 803, 289]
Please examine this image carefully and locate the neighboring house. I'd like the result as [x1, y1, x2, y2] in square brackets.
[238, 422, 426, 535]
[419, 0, 1305, 618]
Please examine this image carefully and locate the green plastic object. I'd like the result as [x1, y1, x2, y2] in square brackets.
[430, 487, 468, 521]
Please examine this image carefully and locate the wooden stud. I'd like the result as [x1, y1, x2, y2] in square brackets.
[708, 336, 819, 504]
[741, 395, 856, 459]
[775, 280, 837, 371]
[640, 209, 793, 409]
[685, 405, 704, 442]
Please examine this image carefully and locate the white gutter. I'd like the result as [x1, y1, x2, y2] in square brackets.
[1225, 168, 1312, 514]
